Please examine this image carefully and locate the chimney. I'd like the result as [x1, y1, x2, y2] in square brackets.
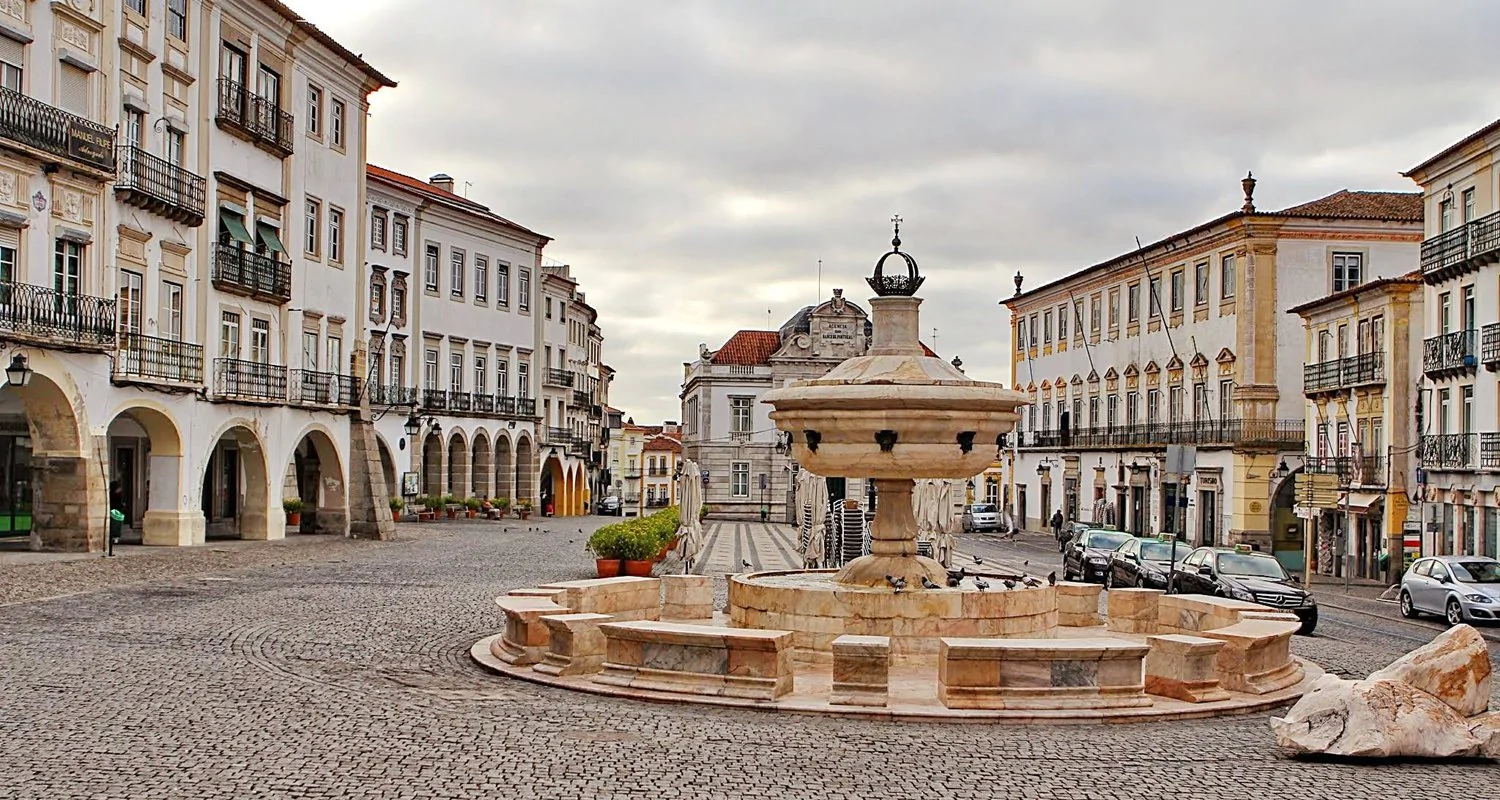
[429, 173, 455, 193]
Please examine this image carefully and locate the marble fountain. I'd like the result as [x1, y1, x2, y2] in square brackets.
[473, 224, 1320, 721]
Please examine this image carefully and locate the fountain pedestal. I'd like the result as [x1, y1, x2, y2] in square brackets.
[834, 478, 947, 587]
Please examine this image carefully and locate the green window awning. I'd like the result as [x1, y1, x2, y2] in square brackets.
[256, 221, 286, 255]
[219, 211, 253, 245]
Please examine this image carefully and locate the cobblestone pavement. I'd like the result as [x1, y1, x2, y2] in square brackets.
[0, 518, 1494, 800]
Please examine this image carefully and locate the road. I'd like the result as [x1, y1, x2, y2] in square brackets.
[0, 518, 1494, 800]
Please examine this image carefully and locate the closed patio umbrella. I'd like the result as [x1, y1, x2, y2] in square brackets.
[674, 461, 705, 572]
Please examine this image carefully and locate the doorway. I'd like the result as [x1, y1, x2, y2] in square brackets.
[1130, 485, 1147, 535]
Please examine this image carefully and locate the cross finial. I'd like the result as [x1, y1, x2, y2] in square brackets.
[891, 214, 903, 250]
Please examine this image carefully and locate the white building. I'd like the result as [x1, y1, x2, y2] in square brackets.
[1004, 177, 1421, 570]
[1402, 119, 1500, 559]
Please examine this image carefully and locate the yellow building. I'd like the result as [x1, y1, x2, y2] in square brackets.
[1288, 273, 1423, 583]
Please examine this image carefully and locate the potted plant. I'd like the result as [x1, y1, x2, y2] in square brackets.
[495, 498, 511, 513]
[283, 498, 305, 526]
[515, 499, 532, 520]
[389, 496, 405, 522]
[464, 497, 482, 518]
[587, 525, 626, 578]
[444, 495, 459, 520]
[620, 526, 660, 577]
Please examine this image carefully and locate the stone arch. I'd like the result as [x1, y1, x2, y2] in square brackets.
[540, 450, 564, 516]
[0, 355, 102, 551]
[493, 431, 514, 503]
[374, 433, 398, 502]
[105, 402, 201, 546]
[447, 429, 469, 499]
[471, 429, 492, 499]
[422, 431, 445, 496]
[287, 423, 348, 536]
[515, 432, 535, 507]
[199, 418, 271, 541]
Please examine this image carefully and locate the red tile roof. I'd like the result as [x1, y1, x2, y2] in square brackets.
[1274, 190, 1423, 222]
[643, 435, 682, 453]
[920, 342, 937, 358]
[710, 330, 781, 365]
[367, 165, 551, 241]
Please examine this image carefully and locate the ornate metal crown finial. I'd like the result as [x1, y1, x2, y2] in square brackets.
[868, 214, 925, 297]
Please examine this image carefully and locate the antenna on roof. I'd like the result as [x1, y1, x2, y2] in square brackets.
[817, 259, 822, 303]
[768, 308, 772, 329]
[463, 181, 473, 198]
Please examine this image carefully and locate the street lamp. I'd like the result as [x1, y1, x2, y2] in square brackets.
[5, 353, 32, 388]
[1272, 459, 1290, 480]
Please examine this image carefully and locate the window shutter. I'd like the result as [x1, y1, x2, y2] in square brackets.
[0, 225, 18, 250]
[58, 64, 91, 117]
[0, 36, 23, 71]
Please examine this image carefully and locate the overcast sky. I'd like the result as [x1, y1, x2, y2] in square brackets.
[297, 0, 1500, 424]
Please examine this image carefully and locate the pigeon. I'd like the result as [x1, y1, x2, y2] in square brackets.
[1023, 560, 1029, 567]
[972, 555, 983, 565]
[946, 574, 962, 588]
[1047, 571, 1057, 586]
[920, 576, 939, 590]
[974, 577, 990, 591]
[894, 576, 908, 592]
[885, 574, 902, 591]
[1023, 575, 1042, 588]
[1002, 579, 1017, 590]
[742, 559, 752, 569]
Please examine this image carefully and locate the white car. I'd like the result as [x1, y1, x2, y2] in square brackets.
[961, 503, 1002, 533]
[1399, 555, 1500, 625]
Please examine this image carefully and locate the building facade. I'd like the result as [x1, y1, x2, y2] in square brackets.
[1289, 274, 1423, 582]
[1004, 177, 1421, 571]
[641, 432, 681, 514]
[1403, 120, 1500, 560]
[0, 0, 398, 552]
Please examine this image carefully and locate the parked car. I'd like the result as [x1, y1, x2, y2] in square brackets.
[1169, 545, 1318, 635]
[1399, 555, 1500, 625]
[1105, 536, 1189, 590]
[1058, 520, 1090, 552]
[961, 503, 1002, 533]
[1062, 527, 1133, 584]
[600, 496, 622, 516]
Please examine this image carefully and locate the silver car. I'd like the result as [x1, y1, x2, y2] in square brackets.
[1399, 555, 1500, 625]
[961, 503, 1002, 533]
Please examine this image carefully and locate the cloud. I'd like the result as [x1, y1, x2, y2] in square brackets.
[294, 0, 1500, 422]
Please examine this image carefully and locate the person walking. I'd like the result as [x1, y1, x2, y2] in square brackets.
[1051, 509, 1066, 551]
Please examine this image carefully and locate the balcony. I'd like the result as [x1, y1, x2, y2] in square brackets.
[291, 370, 358, 407]
[546, 427, 575, 445]
[1302, 360, 1342, 394]
[473, 394, 495, 414]
[1305, 456, 1351, 480]
[421, 389, 448, 412]
[0, 85, 115, 176]
[449, 392, 472, 413]
[115, 333, 203, 386]
[214, 358, 286, 403]
[215, 78, 294, 156]
[544, 368, 575, 388]
[570, 389, 590, 408]
[212, 243, 291, 303]
[1349, 454, 1386, 487]
[115, 145, 206, 226]
[1420, 433, 1475, 471]
[569, 440, 591, 459]
[623, 470, 642, 481]
[0, 281, 116, 351]
[1303, 352, 1385, 395]
[648, 467, 668, 477]
[1483, 324, 1500, 370]
[1483, 433, 1500, 470]
[645, 497, 671, 508]
[1420, 210, 1500, 283]
[1305, 454, 1386, 487]
[1423, 329, 1477, 377]
[516, 397, 537, 417]
[1021, 418, 1305, 451]
[369, 383, 417, 407]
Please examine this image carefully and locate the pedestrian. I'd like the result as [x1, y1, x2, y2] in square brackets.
[1050, 509, 1063, 539]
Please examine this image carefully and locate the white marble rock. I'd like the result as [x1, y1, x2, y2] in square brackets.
[1367, 623, 1492, 718]
[1270, 675, 1488, 759]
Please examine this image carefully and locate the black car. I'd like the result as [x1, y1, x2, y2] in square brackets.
[1105, 536, 1189, 590]
[1169, 545, 1318, 635]
[1058, 520, 1090, 552]
[1062, 527, 1133, 584]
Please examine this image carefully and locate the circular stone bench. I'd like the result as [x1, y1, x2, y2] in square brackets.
[595, 620, 795, 701]
[938, 637, 1151, 710]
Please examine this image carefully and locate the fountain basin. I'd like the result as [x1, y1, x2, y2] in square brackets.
[729, 569, 1057, 661]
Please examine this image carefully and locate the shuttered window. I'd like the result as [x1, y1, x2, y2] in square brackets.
[58, 64, 91, 118]
[0, 36, 24, 91]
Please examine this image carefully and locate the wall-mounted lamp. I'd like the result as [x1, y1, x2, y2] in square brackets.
[5, 353, 32, 387]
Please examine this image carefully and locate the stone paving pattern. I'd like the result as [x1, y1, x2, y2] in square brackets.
[1, 517, 1496, 799]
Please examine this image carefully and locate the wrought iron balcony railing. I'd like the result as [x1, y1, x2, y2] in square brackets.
[214, 358, 286, 402]
[212, 242, 291, 302]
[115, 332, 203, 385]
[623, 470, 642, 480]
[1421, 211, 1500, 282]
[1303, 360, 1342, 394]
[1305, 454, 1386, 487]
[449, 392, 472, 412]
[495, 396, 517, 416]
[115, 145, 205, 226]
[369, 383, 417, 407]
[0, 85, 115, 174]
[1303, 352, 1384, 394]
[291, 370, 358, 407]
[0, 281, 116, 350]
[544, 368, 575, 388]
[215, 78, 294, 156]
[570, 389, 590, 407]
[516, 397, 537, 416]
[1423, 329, 1477, 376]
[1420, 433, 1475, 470]
[1021, 418, 1305, 451]
[1483, 323, 1500, 370]
[473, 394, 495, 414]
[1483, 433, 1500, 471]
[546, 426, 576, 445]
[421, 389, 448, 412]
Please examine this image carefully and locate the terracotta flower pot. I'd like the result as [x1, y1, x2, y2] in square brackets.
[392, 509, 402, 522]
[286, 511, 301, 526]
[623, 559, 654, 577]
[446, 510, 457, 520]
[596, 559, 623, 578]
[466, 510, 476, 519]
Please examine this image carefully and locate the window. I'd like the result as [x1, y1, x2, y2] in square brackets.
[1438, 388, 1451, 435]
[1015, 319, 1025, 351]
[1440, 197, 1455, 233]
[1042, 310, 1053, 344]
[370, 281, 386, 319]
[160, 281, 183, 341]
[1220, 254, 1236, 299]
[1463, 188, 1476, 224]
[1194, 262, 1208, 306]
[124, 108, 144, 148]
[371, 211, 386, 250]
[1168, 386, 1183, 424]
[1371, 315, 1385, 352]
[390, 353, 404, 387]
[1148, 276, 1162, 317]
[1462, 284, 1475, 330]
[119, 270, 143, 333]
[730, 396, 753, 434]
[1126, 391, 1138, 425]
[1337, 324, 1348, 358]
[326, 335, 342, 374]
[1146, 389, 1160, 426]
[1219, 379, 1233, 421]
[518, 269, 530, 310]
[474, 356, 487, 395]
[167, 0, 187, 41]
[518, 362, 530, 396]
[392, 216, 408, 255]
[1332, 252, 1362, 293]
[1169, 270, 1184, 312]
[1462, 385, 1474, 434]
[307, 84, 322, 136]
[302, 331, 319, 370]
[257, 65, 280, 108]
[1439, 291, 1451, 334]
[305, 198, 321, 256]
[392, 281, 406, 322]
[424, 349, 439, 390]
[546, 297, 554, 320]
[424, 244, 440, 292]
[450, 249, 465, 297]
[328, 207, 343, 263]
[496, 263, 510, 306]
[1193, 382, 1207, 422]
[220, 311, 241, 359]
[0, 33, 22, 92]
[497, 360, 508, 396]
[53, 240, 82, 297]
[166, 130, 184, 167]
[1090, 295, 1101, 334]
[58, 63, 90, 118]
[1027, 314, 1037, 349]
[126, 0, 146, 14]
[1057, 304, 1067, 341]
[475, 256, 488, 302]
[1107, 290, 1119, 330]
[250, 319, 269, 363]
[220, 44, 246, 85]
[731, 462, 750, 498]
[1357, 317, 1371, 355]
[1106, 394, 1118, 428]
[330, 99, 345, 147]
[1127, 282, 1140, 322]
[1072, 301, 1083, 337]
[1088, 396, 1098, 427]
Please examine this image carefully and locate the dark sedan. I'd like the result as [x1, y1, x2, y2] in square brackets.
[1105, 536, 1189, 590]
[1062, 528, 1133, 584]
[1168, 545, 1319, 635]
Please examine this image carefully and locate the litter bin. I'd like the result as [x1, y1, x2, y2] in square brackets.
[109, 508, 125, 544]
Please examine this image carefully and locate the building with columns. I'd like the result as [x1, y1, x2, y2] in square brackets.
[1003, 176, 1421, 571]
